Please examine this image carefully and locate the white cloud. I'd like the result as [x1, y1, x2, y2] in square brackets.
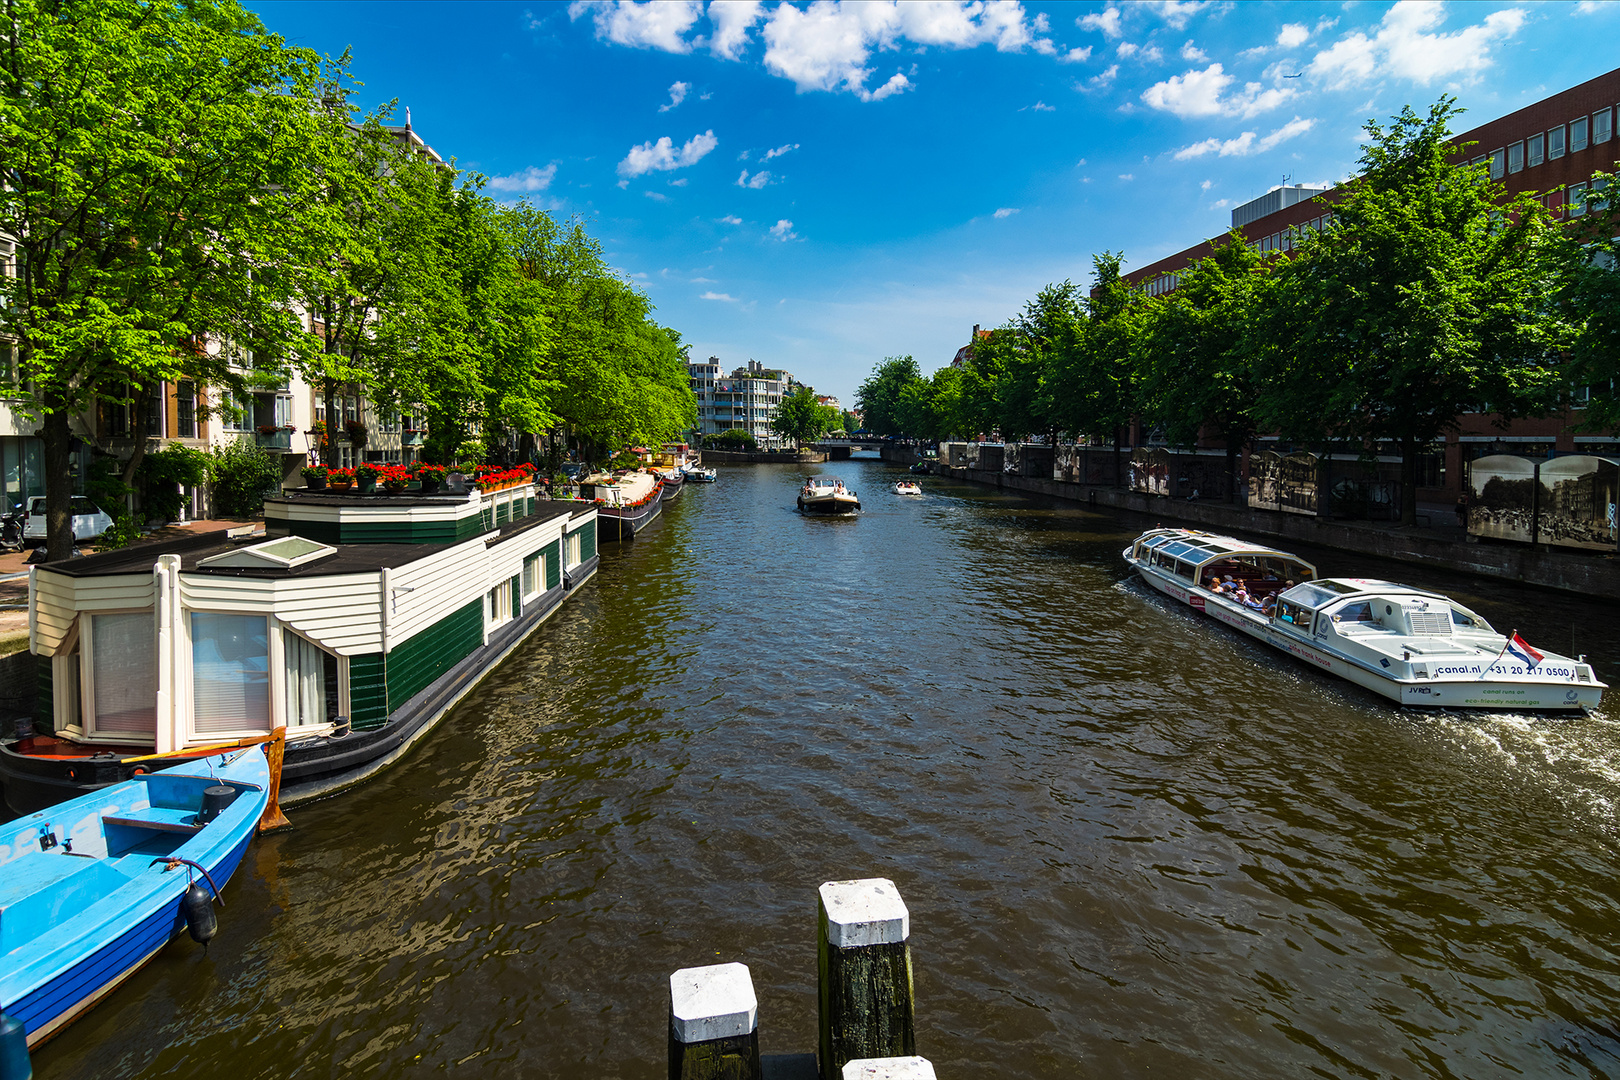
[758, 0, 1050, 99]
[1118, 172, 1134, 180]
[645, 190, 670, 202]
[1089, 63, 1119, 87]
[1079, 7, 1122, 38]
[1141, 62, 1293, 118]
[770, 218, 798, 240]
[736, 168, 772, 188]
[993, 207, 1020, 218]
[569, 0, 704, 52]
[762, 142, 800, 160]
[1575, 0, 1605, 12]
[701, 290, 738, 301]
[1059, 45, 1093, 64]
[1150, 1, 1208, 30]
[670, 177, 689, 186]
[1117, 41, 1163, 62]
[658, 81, 690, 112]
[1308, 1, 1527, 91]
[1021, 100, 1056, 112]
[709, 0, 764, 59]
[1172, 115, 1315, 159]
[1200, 179, 1212, 190]
[1276, 23, 1310, 48]
[486, 164, 558, 193]
[617, 129, 719, 178]
[718, 215, 743, 224]
[1180, 40, 1207, 61]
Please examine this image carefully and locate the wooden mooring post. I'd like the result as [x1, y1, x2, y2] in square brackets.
[842, 1058, 936, 1080]
[669, 961, 762, 1080]
[818, 879, 916, 1080]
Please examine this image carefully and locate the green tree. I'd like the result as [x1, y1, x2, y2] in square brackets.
[1563, 170, 1620, 433]
[856, 356, 922, 436]
[1047, 253, 1142, 478]
[210, 438, 285, 518]
[1137, 237, 1268, 500]
[772, 386, 836, 446]
[0, 0, 322, 559]
[1254, 99, 1570, 525]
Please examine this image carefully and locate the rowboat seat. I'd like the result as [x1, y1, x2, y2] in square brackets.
[101, 806, 202, 834]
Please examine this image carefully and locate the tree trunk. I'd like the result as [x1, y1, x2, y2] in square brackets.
[1225, 442, 1239, 504]
[118, 383, 155, 511]
[41, 398, 76, 563]
[1400, 434, 1419, 527]
[322, 377, 338, 469]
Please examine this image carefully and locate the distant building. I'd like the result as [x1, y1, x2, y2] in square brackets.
[688, 357, 794, 447]
[952, 324, 991, 368]
[816, 394, 841, 411]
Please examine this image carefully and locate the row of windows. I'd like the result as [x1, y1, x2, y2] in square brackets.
[1486, 104, 1616, 179]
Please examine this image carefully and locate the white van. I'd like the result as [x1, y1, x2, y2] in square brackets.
[23, 496, 113, 546]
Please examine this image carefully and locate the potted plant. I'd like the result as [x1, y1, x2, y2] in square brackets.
[307, 419, 328, 437]
[326, 467, 355, 491]
[380, 464, 411, 493]
[301, 464, 329, 491]
[354, 461, 381, 492]
[415, 463, 448, 493]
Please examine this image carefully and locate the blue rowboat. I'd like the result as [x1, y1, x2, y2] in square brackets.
[0, 745, 271, 1051]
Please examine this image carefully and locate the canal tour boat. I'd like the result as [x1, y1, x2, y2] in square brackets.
[797, 476, 860, 514]
[1124, 528, 1606, 712]
[0, 482, 601, 815]
[0, 745, 271, 1050]
[683, 465, 717, 483]
[892, 481, 923, 496]
[585, 470, 662, 541]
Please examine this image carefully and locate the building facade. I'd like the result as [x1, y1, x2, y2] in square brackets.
[688, 357, 796, 446]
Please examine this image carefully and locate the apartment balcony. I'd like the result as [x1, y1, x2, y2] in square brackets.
[404, 429, 426, 446]
[255, 427, 295, 451]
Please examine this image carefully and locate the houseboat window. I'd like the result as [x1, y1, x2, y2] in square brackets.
[487, 580, 513, 631]
[192, 613, 269, 734]
[284, 632, 339, 729]
[523, 551, 541, 598]
[90, 612, 156, 736]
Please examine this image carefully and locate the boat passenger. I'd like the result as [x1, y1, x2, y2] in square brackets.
[1260, 595, 1277, 616]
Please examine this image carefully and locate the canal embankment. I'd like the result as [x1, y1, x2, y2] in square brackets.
[909, 455, 1620, 601]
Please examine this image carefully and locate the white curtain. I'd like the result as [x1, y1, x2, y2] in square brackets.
[192, 613, 269, 734]
[92, 612, 155, 735]
[283, 631, 328, 729]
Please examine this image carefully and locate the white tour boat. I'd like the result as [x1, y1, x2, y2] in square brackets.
[1124, 527, 1606, 711]
[683, 466, 717, 484]
[797, 476, 860, 514]
[892, 481, 923, 495]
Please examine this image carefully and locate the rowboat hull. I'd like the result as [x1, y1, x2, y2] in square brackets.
[0, 749, 270, 1049]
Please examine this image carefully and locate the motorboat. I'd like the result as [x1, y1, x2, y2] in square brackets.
[797, 476, 860, 514]
[585, 470, 663, 540]
[0, 743, 275, 1051]
[1123, 527, 1606, 711]
[893, 481, 923, 495]
[684, 466, 717, 484]
[908, 462, 931, 475]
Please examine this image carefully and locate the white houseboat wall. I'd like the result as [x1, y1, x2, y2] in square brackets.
[2, 484, 600, 814]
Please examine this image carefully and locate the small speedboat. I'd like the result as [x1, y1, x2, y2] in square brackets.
[908, 462, 930, 475]
[684, 467, 717, 483]
[797, 475, 859, 514]
[1, 742, 278, 1052]
[892, 481, 922, 495]
[1123, 527, 1606, 711]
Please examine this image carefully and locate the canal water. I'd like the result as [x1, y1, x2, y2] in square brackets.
[33, 460, 1620, 1079]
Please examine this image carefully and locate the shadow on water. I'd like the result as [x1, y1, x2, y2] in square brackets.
[32, 461, 1620, 1079]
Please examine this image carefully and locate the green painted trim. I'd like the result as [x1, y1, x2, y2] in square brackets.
[348, 653, 388, 732]
[580, 523, 596, 561]
[384, 599, 484, 712]
[510, 575, 520, 618]
[544, 539, 561, 590]
[272, 514, 486, 546]
[37, 655, 54, 736]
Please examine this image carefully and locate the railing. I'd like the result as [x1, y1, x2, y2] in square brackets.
[255, 429, 293, 451]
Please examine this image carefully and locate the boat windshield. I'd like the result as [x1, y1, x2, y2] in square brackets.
[1283, 582, 1358, 608]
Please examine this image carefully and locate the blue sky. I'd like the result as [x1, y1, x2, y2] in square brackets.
[250, 0, 1617, 406]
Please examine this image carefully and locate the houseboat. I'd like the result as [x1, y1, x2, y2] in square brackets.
[1124, 527, 1606, 711]
[586, 471, 662, 541]
[0, 481, 601, 814]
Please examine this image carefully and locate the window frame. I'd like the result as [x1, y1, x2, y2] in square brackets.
[1596, 107, 1614, 145]
[1528, 132, 1545, 167]
[1506, 141, 1523, 174]
[80, 609, 157, 744]
[1549, 124, 1566, 159]
[279, 625, 346, 736]
[1571, 115, 1589, 153]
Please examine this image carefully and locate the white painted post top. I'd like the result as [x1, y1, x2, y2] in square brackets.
[820, 878, 910, 947]
[669, 962, 758, 1043]
[842, 1057, 937, 1080]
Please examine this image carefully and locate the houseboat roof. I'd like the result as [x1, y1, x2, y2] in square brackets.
[37, 502, 593, 581]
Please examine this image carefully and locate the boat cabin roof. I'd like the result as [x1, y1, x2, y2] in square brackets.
[1280, 578, 1449, 608]
[1138, 529, 1314, 571]
[807, 476, 841, 485]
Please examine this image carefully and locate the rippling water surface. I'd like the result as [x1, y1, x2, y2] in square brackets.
[34, 461, 1620, 1079]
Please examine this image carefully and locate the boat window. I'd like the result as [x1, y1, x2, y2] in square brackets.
[1450, 607, 1489, 630]
[192, 613, 270, 735]
[284, 631, 340, 729]
[1335, 601, 1375, 623]
[1172, 559, 1195, 580]
[1276, 599, 1314, 628]
[89, 612, 156, 737]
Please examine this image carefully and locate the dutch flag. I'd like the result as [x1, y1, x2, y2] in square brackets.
[1506, 632, 1543, 669]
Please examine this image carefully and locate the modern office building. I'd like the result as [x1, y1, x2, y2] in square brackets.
[688, 357, 796, 446]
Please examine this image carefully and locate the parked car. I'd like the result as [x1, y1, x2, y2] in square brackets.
[23, 496, 113, 547]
